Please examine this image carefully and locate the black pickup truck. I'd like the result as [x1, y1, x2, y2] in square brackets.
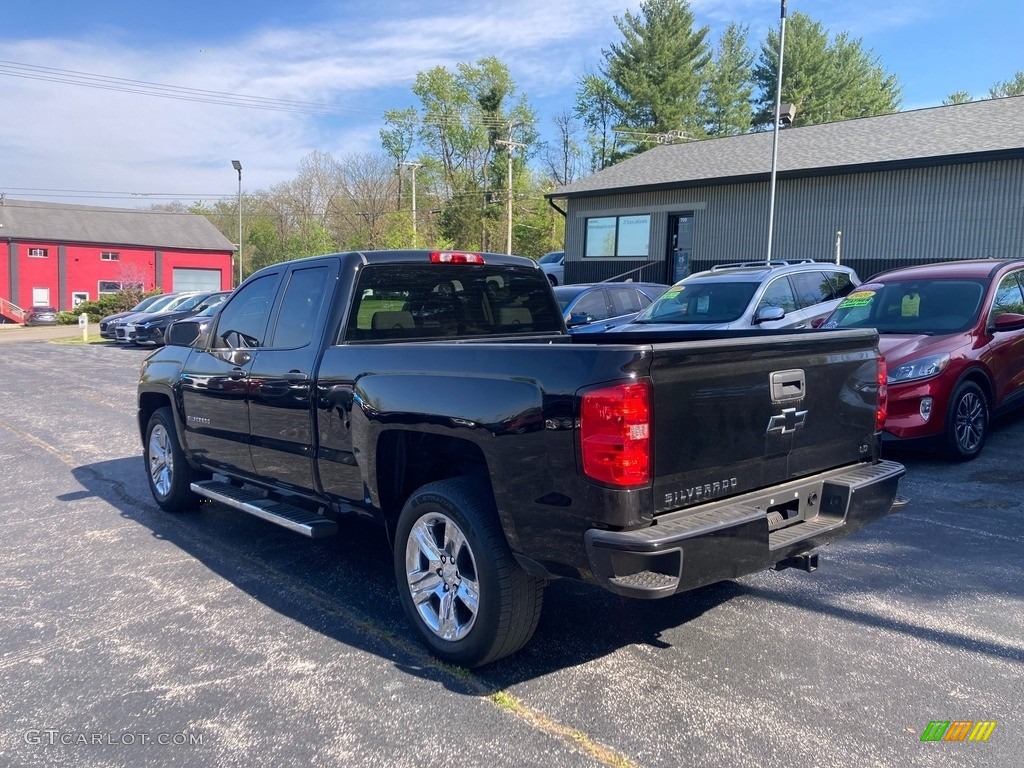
[138, 249, 906, 666]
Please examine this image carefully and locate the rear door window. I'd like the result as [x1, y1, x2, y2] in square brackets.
[757, 277, 798, 315]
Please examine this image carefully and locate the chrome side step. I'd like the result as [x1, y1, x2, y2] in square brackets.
[191, 480, 338, 538]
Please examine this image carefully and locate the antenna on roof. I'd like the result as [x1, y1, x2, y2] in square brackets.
[613, 128, 695, 146]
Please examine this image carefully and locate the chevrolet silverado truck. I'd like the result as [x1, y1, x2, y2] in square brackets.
[137, 249, 906, 667]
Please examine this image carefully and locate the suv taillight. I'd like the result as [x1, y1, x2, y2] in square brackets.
[580, 380, 651, 487]
[877, 357, 888, 432]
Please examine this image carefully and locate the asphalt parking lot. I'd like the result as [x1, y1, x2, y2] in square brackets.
[1, 337, 1021, 767]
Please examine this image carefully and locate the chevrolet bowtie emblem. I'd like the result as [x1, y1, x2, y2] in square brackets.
[767, 407, 807, 435]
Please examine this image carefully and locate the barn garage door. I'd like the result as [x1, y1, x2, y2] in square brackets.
[172, 268, 221, 293]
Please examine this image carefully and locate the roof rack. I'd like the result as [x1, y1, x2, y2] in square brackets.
[709, 260, 819, 271]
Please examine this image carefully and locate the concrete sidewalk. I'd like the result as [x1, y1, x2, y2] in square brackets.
[0, 323, 88, 344]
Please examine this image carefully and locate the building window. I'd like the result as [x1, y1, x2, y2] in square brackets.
[72, 292, 89, 308]
[584, 214, 651, 258]
[98, 280, 141, 295]
[28, 248, 49, 258]
[100, 251, 120, 261]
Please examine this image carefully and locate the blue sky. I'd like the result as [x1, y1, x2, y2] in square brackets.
[2, 0, 1021, 206]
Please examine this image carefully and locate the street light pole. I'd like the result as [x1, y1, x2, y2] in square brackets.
[766, 0, 787, 264]
[494, 139, 526, 254]
[231, 160, 243, 285]
[400, 162, 422, 247]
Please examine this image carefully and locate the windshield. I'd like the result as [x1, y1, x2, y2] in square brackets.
[144, 294, 182, 312]
[539, 251, 563, 265]
[821, 279, 986, 334]
[161, 294, 205, 312]
[131, 295, 163, 311]
[634, 281, 758, 324]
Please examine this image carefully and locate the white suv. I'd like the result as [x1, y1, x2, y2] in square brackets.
[617, 261, 861, 331]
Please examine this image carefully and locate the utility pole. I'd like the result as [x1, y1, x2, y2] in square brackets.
[765, 0, 787, 264]
[494, 139, 526, 254]
[231, 160, 243, 285]
[400, 162, 423, 247]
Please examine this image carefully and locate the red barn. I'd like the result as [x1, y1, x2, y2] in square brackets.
[0, 198, 235, 322]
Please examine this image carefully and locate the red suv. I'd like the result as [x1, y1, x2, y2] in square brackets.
[819, 259, 1024, 460]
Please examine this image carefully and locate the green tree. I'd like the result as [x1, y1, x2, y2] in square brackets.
[574, 72, 621, 172]
[943, 90, 973, 105]
[601, 0, 712, 155]
[703, 23, 755, 136]
[753, 12, 901, 128]
[989, 70, 1024, 98]
[246, 217, 285, 272]
[398, 57, 537, 251]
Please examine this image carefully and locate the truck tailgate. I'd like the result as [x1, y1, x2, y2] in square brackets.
[645, 329, 881, 514]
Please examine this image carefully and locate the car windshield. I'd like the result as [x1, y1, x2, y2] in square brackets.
[633, 281, 758, 324]
[131, 295, 163, 311]
[144, 294, 182, 312]
[821, 279, 987, 334]
[539, 251, 563, 265]
[157, 294, 202, 312]
[170, 294, 211, 312]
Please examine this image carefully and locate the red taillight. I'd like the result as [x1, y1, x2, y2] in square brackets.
[580, 380, 651, 487]
[876, 357, 888, 432]
[429, 251, 485, 264]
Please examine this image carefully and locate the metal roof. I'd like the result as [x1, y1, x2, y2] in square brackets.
[0, 198, 235, 251]
[550, 96, 1024, 199]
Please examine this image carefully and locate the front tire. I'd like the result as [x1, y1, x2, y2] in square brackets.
[144, 406, 199, 511]
[943, 381, 988, 461]
[394, 478, 544, 667]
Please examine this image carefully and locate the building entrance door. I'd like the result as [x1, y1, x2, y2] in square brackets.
[666, 213, 694, 283]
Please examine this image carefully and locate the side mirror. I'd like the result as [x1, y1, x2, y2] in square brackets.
[754, 306, 785, 324]
[566, 312, 593, 328]
[992, 312, 1024, 332]
[166, 320, 201, 346]
[811, 317, 826, 329]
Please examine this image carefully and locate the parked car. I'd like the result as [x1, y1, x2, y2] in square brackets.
[130, 291, 230, 347]
[24, 306, 58, 327]
[99, 293, 177, 340]
[538, 250, 564, 286]
[612, 261, 860, 332]
[818, 258, 1024, 460]
[112, 292, 203, 344]
[554, 282, 669, 334]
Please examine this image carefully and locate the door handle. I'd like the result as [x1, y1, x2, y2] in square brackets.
[228, 368, 247, 380]
[282, 371, 309, 383]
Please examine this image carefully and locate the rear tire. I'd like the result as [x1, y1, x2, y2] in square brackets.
[144, 406, 200, 511]
[943, 381, 988, 461]
[394, 478, 544, 667]
[547, 274, 558, 287]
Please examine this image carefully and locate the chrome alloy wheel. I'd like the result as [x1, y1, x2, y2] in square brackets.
[404, 512, 480, 642]
[954, 390, 985, 453]
[148, 423, 174, 497]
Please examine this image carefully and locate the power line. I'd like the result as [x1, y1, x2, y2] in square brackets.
[0, 59, 380, 117]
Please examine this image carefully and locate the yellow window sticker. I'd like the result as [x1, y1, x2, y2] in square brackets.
[838, 290, 875, 308]
[901, 293, 920, 317]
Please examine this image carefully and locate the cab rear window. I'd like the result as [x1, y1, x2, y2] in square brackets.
[345, 264, 563, 341]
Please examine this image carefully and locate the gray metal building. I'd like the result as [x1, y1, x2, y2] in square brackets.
[548, 96, 1024, 286]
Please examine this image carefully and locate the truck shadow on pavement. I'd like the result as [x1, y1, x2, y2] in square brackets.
[71, 454, 1023, 690]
